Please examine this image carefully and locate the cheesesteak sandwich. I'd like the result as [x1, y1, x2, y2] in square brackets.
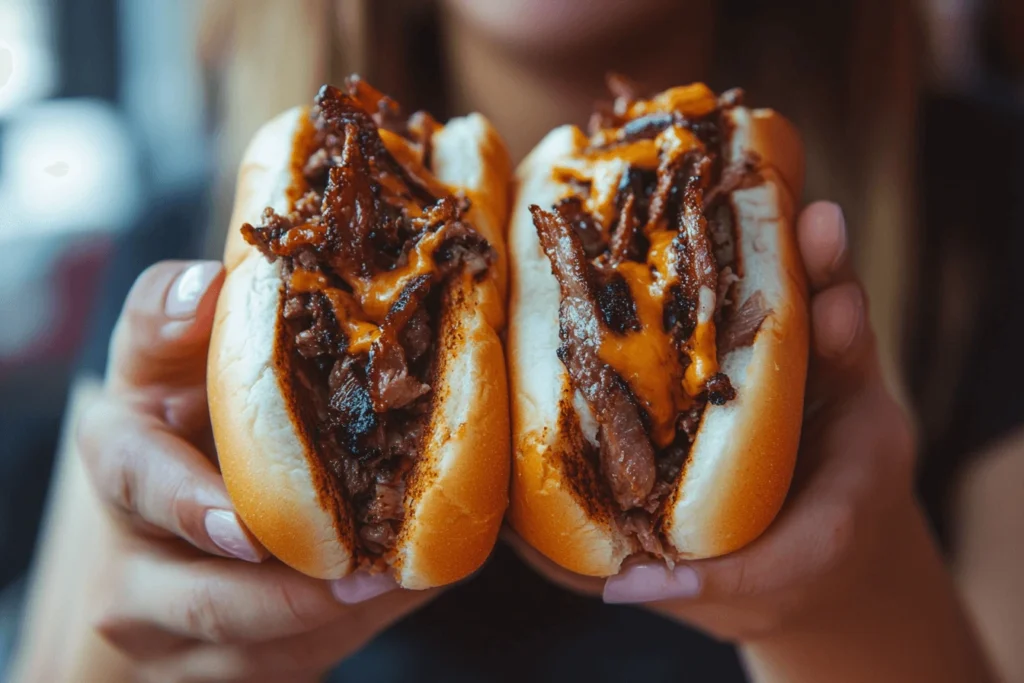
[208, 77, 511, 589]
[508, 77, 808, 576]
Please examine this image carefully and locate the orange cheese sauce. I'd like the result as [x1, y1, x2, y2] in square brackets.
[289, 269, 380, 354]
[684, 320, 719, 396]
[284, 125, 456, 354]
[290, 225, 449, 352]
[598, 261, 686, 448]
[379, 129, 451, 200]
[624, 83, 717, 119]
[555, 83, 726, 441]
[350, 227, 448, 322]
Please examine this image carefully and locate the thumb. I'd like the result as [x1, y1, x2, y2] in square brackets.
[107, 260, 225, 391]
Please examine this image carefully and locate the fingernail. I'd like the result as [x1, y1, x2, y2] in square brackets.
[204, 509, 263, 563]
[829, 203, 847, 273]
[330, 572, 399, 604]
[603, 563, 700, 604]
[165, 261, 222, 319]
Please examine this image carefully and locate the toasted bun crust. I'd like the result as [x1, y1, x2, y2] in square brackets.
[208, 106, 512, 588]
[508, 108, 808, 576]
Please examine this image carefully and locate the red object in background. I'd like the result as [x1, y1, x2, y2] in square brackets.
[0, 237, 113, 376]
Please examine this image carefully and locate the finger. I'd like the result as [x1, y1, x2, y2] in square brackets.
[146, 588, 439, 681]
[797, 201, 851, 291]
[604, 380, 911, 607]
[109, 556, 417, 645]
[803, 281, 883, 418]
[108, 260, 224, 391]
[501, 527, 605, 597]
[603, 487, 850, 606]
[78, 398, 264, 562]
[329, 571, 400, 605]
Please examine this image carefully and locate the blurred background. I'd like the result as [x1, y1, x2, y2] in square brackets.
[0, 0, 1022, 680]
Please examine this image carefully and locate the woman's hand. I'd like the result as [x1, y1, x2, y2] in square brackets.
[506, 201, 927, 637]
[75, 261, 436, 682]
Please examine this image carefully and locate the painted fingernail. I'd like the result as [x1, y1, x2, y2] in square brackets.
[603, 563, 700, 604]
[165, 261, 222, 319]
[829, 203, 847, 273]
[204, 509, 263, 563]
[330, 572, 399, 604]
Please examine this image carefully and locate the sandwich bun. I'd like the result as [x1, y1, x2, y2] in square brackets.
[208, 97, 512, 589]
[508, 99, 808, 577]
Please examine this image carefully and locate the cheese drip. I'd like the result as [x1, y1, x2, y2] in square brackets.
[554, 84, 726, 445]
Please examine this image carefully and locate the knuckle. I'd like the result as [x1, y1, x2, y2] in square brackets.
[165, 470, 200, 539]
[183, 582, 232, 644]
[93, 610, 136, 650]
[90, 559, 136, 649]
[268, 581, 324, 633]
[75, 399, 111, 471]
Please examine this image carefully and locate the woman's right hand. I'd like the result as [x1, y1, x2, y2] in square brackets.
[76, 260, 437, 682]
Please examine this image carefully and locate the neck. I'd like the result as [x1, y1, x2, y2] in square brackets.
[442, 2, 715, 161]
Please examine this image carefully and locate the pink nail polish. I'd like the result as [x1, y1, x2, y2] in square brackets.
[830, 203, 847, 272]
[165, 261, 222, 319]
[331, 572, 399, 604]
[204, 509, 262, 562]
[603, 563, 700, 604]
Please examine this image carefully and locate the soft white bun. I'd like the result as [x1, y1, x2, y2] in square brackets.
[208, 105, 512, 589]
[507, 107, 808, 576]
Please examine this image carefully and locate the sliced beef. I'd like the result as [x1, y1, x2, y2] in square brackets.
[399, 308, 432, 362]
[718, 290, 771, 355]
[555, 196, 607, 259]
[621, 511, 668, 560]
[705, 152, 761, 208]
[359, 522, 397, 554]
[366, 276, 433, 412]
[608, 191, 641, 265]
[669, 156, 720, 356]
[327, 358, 382, 454]
[705, 373, 736, 406]
[295, 293, 344, 359]
[531, 206, 657, 510]
[321, 128, 379, 280]
[594, 270, 640, 334]
[364, 481, 405, 523]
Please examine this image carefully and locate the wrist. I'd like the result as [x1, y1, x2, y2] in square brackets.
[739, 502, 992, 682]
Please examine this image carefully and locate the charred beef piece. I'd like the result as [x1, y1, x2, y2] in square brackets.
[531, 205, 657, 510]
[366, 276, 433, 412]
[555, 196, 607, 259]
[608, 191, 642, 265]
[718, 290, 771, 355]
[593, 269, 640, 334]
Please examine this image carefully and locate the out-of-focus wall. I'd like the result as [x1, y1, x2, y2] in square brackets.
[0, 0, 213, 674]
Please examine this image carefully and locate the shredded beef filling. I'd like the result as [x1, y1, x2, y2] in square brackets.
[241, 80, 494, 561]
[533, 80, 771, 559]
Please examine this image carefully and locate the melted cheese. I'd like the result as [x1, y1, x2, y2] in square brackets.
[279, 113, 465, 357]
[684, 321, 719, 396]
[625, 83, 718, 119]
[550, 83, 728, 433]
[289, 269, 380, 354]
[379, 129, 451, 199]
[351, 227, 447, 322]
[599, 261, 684, 447]
[657, 125, 701, 166]
[290, 227, 450, 349]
